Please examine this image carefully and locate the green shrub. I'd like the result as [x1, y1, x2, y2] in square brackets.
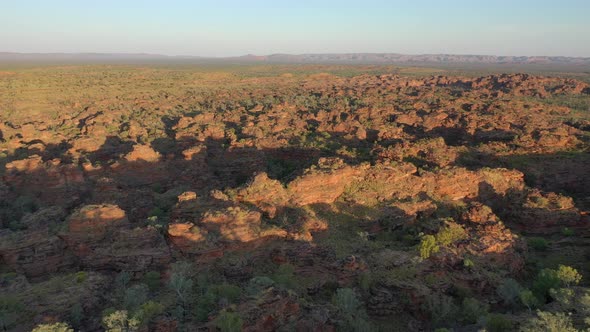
[31, 322, 73, 332]
[194, 289, 217, 322]
[213, 283, 242, 303]
[171, 261, 194, 277]
[194, 282, 242, 322]
[272, 263, 297, 289]
[14, 195, 38, 215]
[485, 313, 513, 332]
[124, 284, 149, 311]
[142, 271, 161, 292]
[102, 310, 140, 332]
[348, 316, 375, 332]
[578, 292, 590, 314]
[0, 296, 24, 330]
[496, 278, 522, 305]
[520, 310, 576, 332]
[75, 271, 87, 283]
[135, 301, 164, 325]
[556, 265, 582, 287]
[550, 288, 575, 308]
[116, 271, 132, 290]
[214, 310, 243, 332]
[435, 223, 467, 246]
[69, 303, 83, 327]
[246, 276, 275, 295]
[419, 235, 440, 259]
[151, 183, 164, 194]
[148, 207, 165, 218]
[168, 272, 193, 305]
[450, 284, 473, 300]
[463, 258, 474, 269]
[461, 297, 489, 324]
[333, 288, 361, 314]
[533, 269, 561, 300]
[333, 288, 375, 332]
[359, 272, 372, 291]
[527, 237, 549, 251]
[561, 227, 575, 236]
[520, 290, 540, 311]
[423, 293, 458, 326]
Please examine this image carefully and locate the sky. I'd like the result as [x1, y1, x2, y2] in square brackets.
[1, 0, 589, 57]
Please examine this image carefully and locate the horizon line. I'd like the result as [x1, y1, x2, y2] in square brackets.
[1, 51, 590, 59]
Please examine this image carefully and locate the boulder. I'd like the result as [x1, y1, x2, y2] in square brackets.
[288, 158, 366, 206]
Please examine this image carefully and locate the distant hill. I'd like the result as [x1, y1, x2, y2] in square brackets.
[253, 53, 590, 65]
[0, 52, 196, 63]
[1, 52, 589, 66]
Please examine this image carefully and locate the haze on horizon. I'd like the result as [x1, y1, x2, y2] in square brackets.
[1, 0, 589, 58]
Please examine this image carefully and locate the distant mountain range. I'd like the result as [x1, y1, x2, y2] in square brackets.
[234, 53, 590, 65]
[1, 52, 589, 66]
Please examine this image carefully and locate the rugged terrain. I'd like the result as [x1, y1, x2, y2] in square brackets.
[0, 65, 589, 331]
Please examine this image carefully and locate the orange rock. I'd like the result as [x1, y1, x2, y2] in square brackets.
[67, 204, 127, 240]
[5, 154, 43, 173]
[288, 158, 366, 206]
[178, 191, 197, 202]
[124, 144, 161, 162]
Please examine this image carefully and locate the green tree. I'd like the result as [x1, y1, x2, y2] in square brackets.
[135, 301, 164, 326]
[142, 271, 161, 292]
[214, 310, 243, 332]
[520, 310, 576, 332]
[461, 297, 489, 324]
[550, 288, 575, 308]
[497, 278, 522, 306]
[333, 288, 361, 314]
[116, 271, 132, 290]
[272, 263, 297, 289]
[419, 235, 440, 259]
[246, 276, 275, 295]
[332, 288, 374, 332]
[31, 322, 74, 332]
[102, 310, 140, 332]
[423, 293, 458, 327]
[533, 269, 561, 301]
[168, 261, 194, 308]
[556, 265, 582, 287]
[435, 223, 467, 246]
[484, 313, 513, 332]
[0, 296, 24, 331]
[124, 284, 149, 311]
[520, 290, 540, 312]
[69, 303, 83, 328]
[527, 237, 549, 251]
[168, 272, 193, 305]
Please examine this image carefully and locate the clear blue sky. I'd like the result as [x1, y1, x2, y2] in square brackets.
[1, 0, 589, 57]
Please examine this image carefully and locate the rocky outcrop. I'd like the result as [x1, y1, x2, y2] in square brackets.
[0, 207, 75, 278]
[506, 189, 584, 234]
[17, 272, 110, 331]
[61, 204, 171, 271]
[65, 204, 128, 241]
[124, 144, 161, 162]
[200, 207, 263, 243]
[3, 155, 86, 205]
[0, 233, 75, 279]
[237, 172, 289, 218]
[288, 158, 367, 206]
[459, 203, 525, 273]
[238, 288, 302, 332]
[167, 222, 210, 254]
